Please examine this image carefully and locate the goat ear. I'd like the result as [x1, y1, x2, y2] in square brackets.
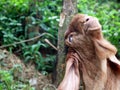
[94, 38, 120, 73]
[95, 39, 117, 55]
[93, 38, 117, 59]
[90, 28, 120, 72]
[57, 52, 80, 90]
[88, 26, 117, 58]
[108, 55, 120, 72]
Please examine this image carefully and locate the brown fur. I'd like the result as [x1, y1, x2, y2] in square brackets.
[58, 14, 120, 90]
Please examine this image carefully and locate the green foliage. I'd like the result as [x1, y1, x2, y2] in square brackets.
[23, 41, 46, 62]
[0, 0, 61, 73]
[78, 0, 120, 55]
[22, 41, 56, 74]
[0, 70, 13, 90]
[0, 69, 34, 90]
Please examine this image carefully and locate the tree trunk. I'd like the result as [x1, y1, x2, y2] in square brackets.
[53, 0, 78, 86]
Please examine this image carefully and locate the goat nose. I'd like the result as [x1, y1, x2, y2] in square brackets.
[86, 18, 89, 22]
[84, 15, 90, 22]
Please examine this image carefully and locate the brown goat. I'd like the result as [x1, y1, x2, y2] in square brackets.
[58, 14, 120, 90]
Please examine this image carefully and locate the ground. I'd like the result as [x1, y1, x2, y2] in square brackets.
[0, 49, 56, 90]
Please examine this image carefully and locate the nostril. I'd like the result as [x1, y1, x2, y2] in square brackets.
[86, 18, 89, 21]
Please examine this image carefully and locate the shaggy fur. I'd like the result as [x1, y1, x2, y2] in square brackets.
[58, 14, 120, 90]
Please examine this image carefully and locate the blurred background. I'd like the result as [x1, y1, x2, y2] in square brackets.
[0, 0, 120, 89]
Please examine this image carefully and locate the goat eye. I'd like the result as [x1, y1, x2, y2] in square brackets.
[69, 35, 73, 42]
[86, 18, 89, 21]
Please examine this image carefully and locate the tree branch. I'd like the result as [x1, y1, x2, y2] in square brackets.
[44, 39, 58, 51]
[0, 33, 48, 49]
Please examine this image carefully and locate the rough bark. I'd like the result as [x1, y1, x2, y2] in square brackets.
[54, 0, 78, 86]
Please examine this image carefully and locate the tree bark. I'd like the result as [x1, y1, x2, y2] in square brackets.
[53, 0, 78, 86]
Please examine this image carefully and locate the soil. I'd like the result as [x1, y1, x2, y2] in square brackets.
[0, 49, 56, 90]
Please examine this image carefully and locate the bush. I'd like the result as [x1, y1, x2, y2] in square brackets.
[0, 0, 62, 73]
[0, 69, 34, 90]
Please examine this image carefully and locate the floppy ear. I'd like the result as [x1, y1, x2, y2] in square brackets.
[90, 29, 120, 72]
[94, 39, 117, 59]
[57, 51, 80, 90]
